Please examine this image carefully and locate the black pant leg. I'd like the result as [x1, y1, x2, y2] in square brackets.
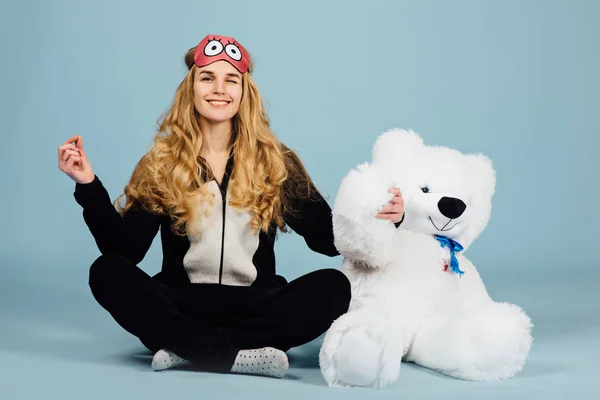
[224, 268, 351, 351]
[88, 253, 238, 372]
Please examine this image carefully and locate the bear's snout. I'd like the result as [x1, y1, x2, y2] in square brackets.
[438, 197, 466, 219]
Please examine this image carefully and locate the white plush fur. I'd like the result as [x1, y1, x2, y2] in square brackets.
[319, 129, 533, 388]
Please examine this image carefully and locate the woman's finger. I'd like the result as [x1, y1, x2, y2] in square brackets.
[381, 203, 404, 213]
[65, 154, 77, 170]
[62, 136, 80, 146]
[70, 155, 82, 167]
[58, 144, 79, 161]
[390, 195, 404, 205]
[75, 136, 88, 158]
[375, 212, 402, 220]
[59, 144, 79, 153]
[60, 149, 76, 161]
[62, 149, 79, 160]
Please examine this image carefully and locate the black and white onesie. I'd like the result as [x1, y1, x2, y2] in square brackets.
[75, 151, 352, 372]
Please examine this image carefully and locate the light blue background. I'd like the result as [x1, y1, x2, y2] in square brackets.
[1, 0, 598, 399]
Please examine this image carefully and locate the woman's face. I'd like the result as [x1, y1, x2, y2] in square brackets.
[193, 60, 243, 125]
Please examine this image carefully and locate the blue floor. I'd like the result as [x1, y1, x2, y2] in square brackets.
[1, 263, 598, 400]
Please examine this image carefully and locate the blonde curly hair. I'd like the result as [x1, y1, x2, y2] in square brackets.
[114, 45, 318, 236]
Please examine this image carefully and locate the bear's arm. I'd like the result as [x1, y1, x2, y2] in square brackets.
[332, 163, 398, 268]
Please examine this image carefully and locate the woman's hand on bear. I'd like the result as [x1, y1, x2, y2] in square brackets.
[376, 188, 404, 223]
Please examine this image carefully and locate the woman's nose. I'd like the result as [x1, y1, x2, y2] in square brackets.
[213, 79, 225, 94]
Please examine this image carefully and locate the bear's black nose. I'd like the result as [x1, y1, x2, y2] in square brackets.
[438, 197, 466, 219]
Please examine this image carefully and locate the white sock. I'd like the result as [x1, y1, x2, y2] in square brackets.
[151, 348, 190, 371]
[151, 346, 289, 377]
[230, 347, 289, 378]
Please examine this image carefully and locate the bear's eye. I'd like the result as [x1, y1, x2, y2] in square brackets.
[421, 186, 430, 193]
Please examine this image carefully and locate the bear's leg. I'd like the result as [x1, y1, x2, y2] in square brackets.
[319, 309, 406, 388]
[406, 302, 533, 381]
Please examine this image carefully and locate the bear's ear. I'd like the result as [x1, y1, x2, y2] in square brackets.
[372, 128, 424, 166]
[465, 153, 496, 200]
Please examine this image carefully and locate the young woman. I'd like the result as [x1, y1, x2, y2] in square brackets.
[57, 34, 404, 378]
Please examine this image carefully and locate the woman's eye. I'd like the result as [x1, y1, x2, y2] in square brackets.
[421, 186, 430, 193]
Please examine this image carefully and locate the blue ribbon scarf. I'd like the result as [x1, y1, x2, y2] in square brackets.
[434, 235, 465, 276]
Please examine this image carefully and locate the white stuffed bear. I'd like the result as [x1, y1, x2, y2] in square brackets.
[319, 129, 533, 388]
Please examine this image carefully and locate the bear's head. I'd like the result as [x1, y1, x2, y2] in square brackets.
[372, 128, 496, 250]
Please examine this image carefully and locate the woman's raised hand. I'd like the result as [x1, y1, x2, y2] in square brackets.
[58, 135, 95, 184]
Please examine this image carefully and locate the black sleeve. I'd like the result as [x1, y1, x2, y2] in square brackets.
[283, 184, 339, 258]
[394, 212, 405, 228]
[73, 175, 161, 264]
